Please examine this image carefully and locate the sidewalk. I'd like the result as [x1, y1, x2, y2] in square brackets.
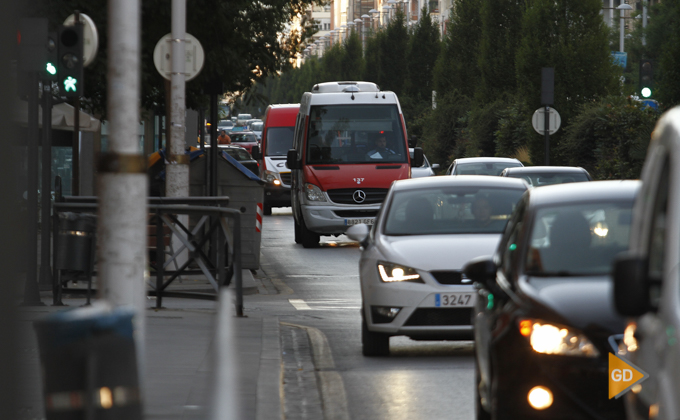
[17, 268, 284, 420]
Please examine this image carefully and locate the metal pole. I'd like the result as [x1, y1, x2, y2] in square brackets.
[72, 12, 81, 196]
[642, 0, 647, 46]
[102, 0, 147, 387]
[23, 72, 43, 306]
[210, 89, 218, 197]
[544, 106, 550, 166]
[619, 8, 625, 52]
[609, 0, 614, 27]
[39, 82, 53, 289]
[166, 0, 189, 198]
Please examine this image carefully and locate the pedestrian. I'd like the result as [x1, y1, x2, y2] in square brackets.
[218, 130, 231, 145]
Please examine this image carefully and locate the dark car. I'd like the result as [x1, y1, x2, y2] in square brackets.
[228, 131, 260, 154]
[464, 180, 640, 420]
[446, 157, 523, 176]
[500, 166, 592, 187]
[219, 145, 259, 174]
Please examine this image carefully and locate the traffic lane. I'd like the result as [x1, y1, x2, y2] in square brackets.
[262, 210, 475, 420]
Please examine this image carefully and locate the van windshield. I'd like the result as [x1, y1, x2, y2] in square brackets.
[305, 104, 407, 164]
[266, 127, 295, 156]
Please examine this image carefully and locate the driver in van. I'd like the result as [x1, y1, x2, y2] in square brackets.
[366, 132, 396, 160]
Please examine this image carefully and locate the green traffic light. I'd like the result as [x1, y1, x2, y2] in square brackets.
[64, 76, 77, 92]
[641, 87, 652, 98]
[46, 62, 57, 75]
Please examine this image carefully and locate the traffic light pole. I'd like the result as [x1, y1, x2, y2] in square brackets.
[544, 106, 550, 166]
[39, 82, 53, 289]
[71, 12, 81, 196]
[22, 72, 44, 306]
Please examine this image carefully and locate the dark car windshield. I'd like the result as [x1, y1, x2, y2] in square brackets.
[383, 186, 526, 235]
[231, 133, 257, 143]
[266, 127, 295, 156]
[223, 148, 252, 161]
[455, 162, 522, 176]
[525, 201, 634, 276]
[305, 104, 406, 164]
[506, 171, 589, 186]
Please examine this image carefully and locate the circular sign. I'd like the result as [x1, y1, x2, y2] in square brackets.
[532, 107, 561, 135]
[153, 33, 205, 81]
[64, 13, 99, 67]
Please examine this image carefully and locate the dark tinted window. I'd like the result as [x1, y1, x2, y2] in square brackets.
[231, 133, 257, 143]
[224, 148, 251, 161]
[266, 127, 295, 156]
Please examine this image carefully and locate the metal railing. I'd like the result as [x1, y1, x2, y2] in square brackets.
[52, 194, 245, 316]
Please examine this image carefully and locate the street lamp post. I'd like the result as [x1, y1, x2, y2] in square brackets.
[381, 5, 391, 26]
[369, 9, 380, 30]
[616, 3, 633, 53]
[361, 14, 371, 50]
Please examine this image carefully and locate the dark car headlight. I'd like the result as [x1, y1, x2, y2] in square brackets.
[377, 262, 423, 283]
[518, 319, 599, 357]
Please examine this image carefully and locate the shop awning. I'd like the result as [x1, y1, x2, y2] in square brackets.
[14, 100, 101, 132]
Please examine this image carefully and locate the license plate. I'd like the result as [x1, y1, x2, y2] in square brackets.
[345, 218, 375, 226]
[435, 293, 475, 307]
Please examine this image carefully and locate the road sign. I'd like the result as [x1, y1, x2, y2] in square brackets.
[64, 14, 99, 67]
[532, 107, 561, 135]
[153, 33, 205, 81]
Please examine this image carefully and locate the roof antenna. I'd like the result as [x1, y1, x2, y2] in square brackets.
[351, 93, 355, 100]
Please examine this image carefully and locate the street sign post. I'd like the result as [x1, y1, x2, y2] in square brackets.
[63, 13, 99, 67]
[153, 33, 205, 81]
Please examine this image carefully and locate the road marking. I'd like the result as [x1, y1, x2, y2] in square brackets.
[288, 299, 361, 311]
[281, 322, 350, 420]
[285, 275, 359, 278]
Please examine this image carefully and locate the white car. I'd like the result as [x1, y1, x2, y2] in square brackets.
[409, 148, 439, 177]
[346, 175, 528, 356]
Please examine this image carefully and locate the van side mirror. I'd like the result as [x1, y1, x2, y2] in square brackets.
[287, 149, 300, 170]
[411, 147, 424, 168]
[432, 163, 440, 170]
[463, 256, 497, 289]
[251, 145, 261, 160]
[613, 253, 652, 316]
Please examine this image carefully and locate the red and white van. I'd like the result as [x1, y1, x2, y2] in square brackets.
[260, 104, 299, 214]
[287, 81, 423, 248]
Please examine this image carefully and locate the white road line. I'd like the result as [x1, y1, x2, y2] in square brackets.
[288, 299, 312, 310]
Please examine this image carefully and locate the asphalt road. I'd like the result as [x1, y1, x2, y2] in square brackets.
[259, 208, 475, 420]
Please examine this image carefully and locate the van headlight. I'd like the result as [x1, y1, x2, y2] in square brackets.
[305, 183, 327, 202]
[264, 170, 280, 185]
[518, 319, 599, 357]
[377, 262, 423, 283]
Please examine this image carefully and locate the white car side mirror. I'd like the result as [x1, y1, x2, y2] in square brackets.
[346, 224, 370, 243]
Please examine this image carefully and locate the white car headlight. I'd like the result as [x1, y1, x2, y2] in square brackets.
[519, 319, 599, 357]
[377, 262, 423, 283]
[305, 183, 327, 202]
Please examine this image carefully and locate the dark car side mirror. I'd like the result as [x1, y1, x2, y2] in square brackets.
[613, 253, 652, 316]
[287, 149, 300, 170]
[463, 256, 497, 290]
[411, 147, 424, 168]
[251, 145, 261, 160]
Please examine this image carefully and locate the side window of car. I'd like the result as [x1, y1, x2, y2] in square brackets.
[499, 197, 527, 277]
[648, 157, 669, 286]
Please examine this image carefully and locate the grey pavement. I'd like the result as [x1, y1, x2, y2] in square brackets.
[17, 264, 290, 420]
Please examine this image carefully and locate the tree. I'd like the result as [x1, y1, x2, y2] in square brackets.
[433, 0, 482, 99]
[38, 0, 318, 117]
[515, 0, 620, 163]
[380, 10, 409, 95]
[405, 9, 440, 109]
[340, 31, 364, 81]
[364, 29, 385, 87]
[476, 0, 525, 104]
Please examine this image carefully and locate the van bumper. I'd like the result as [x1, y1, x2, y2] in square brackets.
[301, 204, 381, 235]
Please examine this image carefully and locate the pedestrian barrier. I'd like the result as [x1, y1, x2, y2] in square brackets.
[52, 195, 245, 315]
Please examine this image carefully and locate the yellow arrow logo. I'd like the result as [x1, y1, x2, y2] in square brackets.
[608, 353, 649, 399]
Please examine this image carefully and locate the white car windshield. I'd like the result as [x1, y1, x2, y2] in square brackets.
[383, 186, 526, 235]
[455, 162, 522, 176]
[305, 105, 407, 164]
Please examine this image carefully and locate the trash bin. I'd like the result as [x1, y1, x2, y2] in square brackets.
[55, 212, 97, 272]
[33, 303, 142, 420]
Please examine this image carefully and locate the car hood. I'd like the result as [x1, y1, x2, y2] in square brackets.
[520, 276, 624, 334]
[377, 234, 501, 271]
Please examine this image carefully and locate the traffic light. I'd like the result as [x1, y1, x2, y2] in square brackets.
[58, 24, 84, 97]
[639, 59, 654, 99]
[44, 32, 58, 81]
